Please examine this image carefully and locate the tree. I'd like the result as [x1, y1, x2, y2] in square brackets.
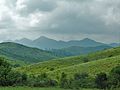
[72, 73, 90, 89]
[60, 72, 69, 88]
[0, 57, 27, 86]
[110, 65, 120, 88]
[95, 72, 108, 89]
[28, 73, 57, 87]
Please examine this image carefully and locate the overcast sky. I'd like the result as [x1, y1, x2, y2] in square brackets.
[0, 0, 120, 43]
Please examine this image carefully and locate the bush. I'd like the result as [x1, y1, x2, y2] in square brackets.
[60, 72, 70, 88]
[109, 65, 120, 88]
[71, 73, 94, 89]
[28, 73, 57, 87]
[0, 57, 27, 86]
[95, 72, 108, 89]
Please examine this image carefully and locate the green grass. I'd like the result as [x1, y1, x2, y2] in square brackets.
[0, 87, 99, 90]
[17, 47, 120, 76]
[48, 55, 120, 79]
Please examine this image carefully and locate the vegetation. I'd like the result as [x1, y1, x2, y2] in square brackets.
[0, 87, 73, 90]
[0, 42, 57, 63]
[18, 46, 120, 75]
[14, 46, 120, 89]
[48, 55, 120, 79]
[0, 43, 120, 89]
[0, 57, 27, 86]
[50, 45, 111, 57]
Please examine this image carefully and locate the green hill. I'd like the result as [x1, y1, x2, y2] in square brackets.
[17, 46, 120, 76]
[0, 42, 57, 63]
[48, 55, 120, 79]
[50, 45, 112, 57]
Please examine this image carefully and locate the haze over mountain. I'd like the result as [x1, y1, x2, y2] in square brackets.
[15, 36, 107, 49]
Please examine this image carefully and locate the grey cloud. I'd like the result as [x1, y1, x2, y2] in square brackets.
[0, 0, 120, 43]
[18, 0, 57, 15]
[33, 0, 120, 35]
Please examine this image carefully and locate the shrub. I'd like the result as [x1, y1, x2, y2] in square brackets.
[0, 57, 27, 86]
[95, 72, 108, 89]
[109, 65, 120, 88]
[60, 72, 70, 88]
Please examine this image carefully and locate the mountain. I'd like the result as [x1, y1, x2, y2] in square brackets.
[49, 45, 112, 57]
[32, 36, 66, 49]
[109, 43, 120, 47]
[15, 36, 106, 49]
[15, 38, 33, 46]
[0, 42, 57, 63]
[67, 38, 104, 47]
[18, 46, 120, 76]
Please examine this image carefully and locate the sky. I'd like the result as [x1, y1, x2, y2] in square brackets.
[0, 0, 120, 43]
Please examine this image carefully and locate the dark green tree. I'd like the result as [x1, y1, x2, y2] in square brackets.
[0, 57, 27, 86]
[109, 65, 120, 88]
[60, 72, 69, 88]
[95, 72, 108, 89]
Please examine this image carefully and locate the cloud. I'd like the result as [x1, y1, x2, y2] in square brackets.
[0, 0, 120, 43]
[16, 0, 57, 15]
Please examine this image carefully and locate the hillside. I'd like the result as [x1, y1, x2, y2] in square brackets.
[48, 55, 120, 79]
[50, 45, 111, 57]
[15, 36, 105, 49]
[0, 42, 57, 63]
[18, 46, 120, 75]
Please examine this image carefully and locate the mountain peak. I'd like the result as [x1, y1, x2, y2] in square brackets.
[39, 36, 49, 39]
[34, 36, 49, 41]
[82, 38, 93, 41]
[21, 38, 30, 40]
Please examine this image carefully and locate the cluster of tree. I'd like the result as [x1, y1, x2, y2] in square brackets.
[95, 65, 120, 89]
[0, 57, 57, 87]
[0, 57, 27, 86]
[27, 73, 57, 87]
[59, 66, 120, 89]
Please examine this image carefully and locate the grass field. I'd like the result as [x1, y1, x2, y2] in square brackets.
[0, 87, 99, 90]
[48, 55, 120, 79]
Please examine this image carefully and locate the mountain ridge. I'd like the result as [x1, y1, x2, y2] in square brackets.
[14, 36, 107, 49]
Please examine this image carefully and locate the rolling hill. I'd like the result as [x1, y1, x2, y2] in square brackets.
[17, 46, 120, 77]
[49, 45, 112, 57]
[48, 55, 120, 79]
[0, 42, 57, 63]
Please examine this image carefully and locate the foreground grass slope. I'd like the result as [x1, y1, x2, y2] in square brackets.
[48, 55, 120, 79]
[18, 47, 120, 75]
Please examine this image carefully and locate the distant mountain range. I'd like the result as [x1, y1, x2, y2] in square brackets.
[14, 36, 114, 49]
[109, 43, 120, 47]
[0, 36, 117, 65]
